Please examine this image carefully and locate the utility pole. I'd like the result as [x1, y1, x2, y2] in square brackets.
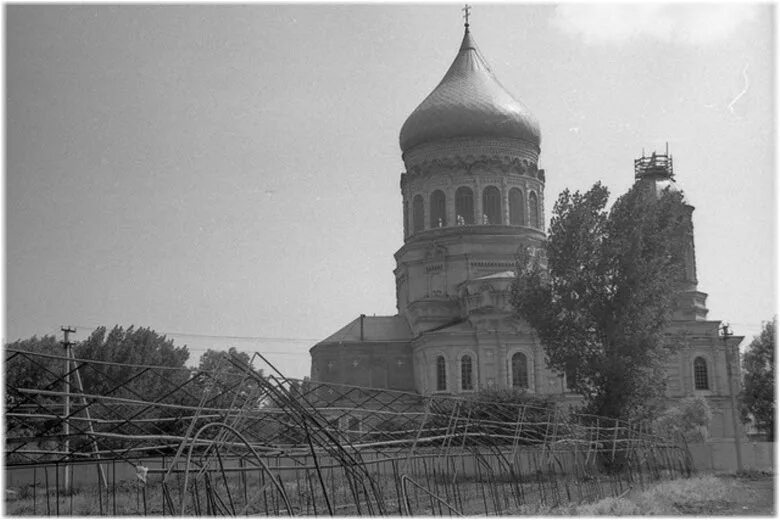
[61, 326, 76, 492]
[721, 322, 744, 472]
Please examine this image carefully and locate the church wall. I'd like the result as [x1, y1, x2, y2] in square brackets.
[411, 327, 572, 397]
[310, 342, 415, 391]
[395, 231, 545, 335]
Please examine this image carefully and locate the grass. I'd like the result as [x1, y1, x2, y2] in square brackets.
[5, 461, 710, 517]
[546, 474, 734, 515]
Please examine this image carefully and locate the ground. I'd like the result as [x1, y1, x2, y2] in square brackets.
[545, 472, 775, 516]
[707, 473, 774, 516]
[5, 471, 774, 515]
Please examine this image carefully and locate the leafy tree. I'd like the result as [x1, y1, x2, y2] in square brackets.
[511, 182, 688, 421]
[195, 347, 262, 410]
[6, 335, 63, 405]
[741, 317, 775, 441]
[75, 325, 192, 404]
[5, 335, 64, 449]
[5, 326, 193, 456]
[654, 397, 712, 442]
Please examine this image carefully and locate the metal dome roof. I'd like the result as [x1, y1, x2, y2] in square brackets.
[399, 28, 541, 153]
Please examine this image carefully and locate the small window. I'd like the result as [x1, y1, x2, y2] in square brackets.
[412, 195, 424, 233]
[529, 192, 540, 229]
[430, 190, 447, 228]
[511, 352, 529, 389]
[694, 357, 709, 390]
[455, 187, 475, 225]
[436, 356, 447, 391]
[509, 188, 524, 225]
[482, 186, 502, 225]
[461, 355, 474, 391]
[565, 365, 577, 391]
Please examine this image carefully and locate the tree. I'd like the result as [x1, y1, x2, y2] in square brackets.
[6, 335, 63, 405]
[5, 326, 193, 455]
[511, 182, 688, 421]
[195, 347, 262, 410]
[741, 317, 775, 441]
[75, 325, 192, 404]
[654, 397, 712, 442]
[5, 335, 64, 449]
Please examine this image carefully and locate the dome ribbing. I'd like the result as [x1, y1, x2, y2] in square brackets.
[399, 28, 541, 154]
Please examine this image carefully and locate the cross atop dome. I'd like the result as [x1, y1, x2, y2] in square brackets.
[462, 4, 471, 28]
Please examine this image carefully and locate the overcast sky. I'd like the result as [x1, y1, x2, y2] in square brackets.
[6, 4, 775, 379]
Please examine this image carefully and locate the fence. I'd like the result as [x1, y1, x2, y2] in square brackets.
[688, 441, 775, 473]
[5, 348, 694, 515]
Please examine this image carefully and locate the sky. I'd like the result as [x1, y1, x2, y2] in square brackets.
[6, 4, 776, 380]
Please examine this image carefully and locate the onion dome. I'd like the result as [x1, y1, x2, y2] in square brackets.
[399, 28, 541, 154]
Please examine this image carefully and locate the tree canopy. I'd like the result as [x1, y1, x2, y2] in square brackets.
[741, 317, 775, 441]
[195, 347, 262, 409]
[6, 335, 62, 405]
[5, 326, 195, 452]
[75, 325, 192, 404]
[511, 182, 688, 420]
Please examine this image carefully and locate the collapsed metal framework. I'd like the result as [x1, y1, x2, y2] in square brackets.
[5, 348, 694, 516]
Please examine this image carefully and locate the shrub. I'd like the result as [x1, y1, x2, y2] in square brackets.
[653, 397, 711, 442]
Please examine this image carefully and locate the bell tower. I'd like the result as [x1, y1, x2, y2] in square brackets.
[634, 149, 708, 321]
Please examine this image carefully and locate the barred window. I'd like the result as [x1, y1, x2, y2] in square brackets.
[694, 357, 709, 390]
[430, 190, 447, 228]
[529, 192, 540, 229]
[509, 188, 524, 225]
[412, 195, 424, 233]
[511, 352, 529, 389]
[482, 186, 502, 225]
[455, 187, 475, 225]
[436, 356, 447, 391]
[461, 355, 474, 391]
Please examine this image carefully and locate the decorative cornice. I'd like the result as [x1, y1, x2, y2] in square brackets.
[404, 154, 544, 182]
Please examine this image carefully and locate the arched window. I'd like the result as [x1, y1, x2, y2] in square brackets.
[430, 190, 447, 228]
[412, 195, 424, 233]
[529, 192, 540, 229]
[694, 357, 709, 390]
[482, 186, 502, 225]
[436, 356, 447, 391]
[461, 355, 474, 391]
[509, 188, 524, 225]
[511, 352, 529, 389]
[455, 187, 474, 225]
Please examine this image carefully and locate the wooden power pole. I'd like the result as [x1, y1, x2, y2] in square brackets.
[721, 323, 744, 472]
[61, 326, 76, 492]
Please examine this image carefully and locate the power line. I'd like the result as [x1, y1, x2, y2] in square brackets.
[69, 324, 322, 343]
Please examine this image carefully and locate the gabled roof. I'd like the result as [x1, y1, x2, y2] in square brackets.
[317, 315, 413, 344]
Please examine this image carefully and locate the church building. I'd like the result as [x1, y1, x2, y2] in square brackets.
[309, 22, 744, 439]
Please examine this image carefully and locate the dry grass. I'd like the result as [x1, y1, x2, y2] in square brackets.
[547, 475, 732, 515]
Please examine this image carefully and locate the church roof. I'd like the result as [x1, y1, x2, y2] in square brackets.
[316, 315, 412, 344]
[399, 27, 541, 153]
[472, 270, 516, 280]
